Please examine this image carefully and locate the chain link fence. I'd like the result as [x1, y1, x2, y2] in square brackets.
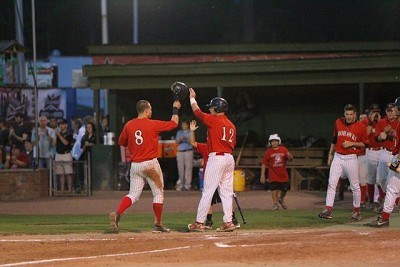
[49, 157, 91, 197]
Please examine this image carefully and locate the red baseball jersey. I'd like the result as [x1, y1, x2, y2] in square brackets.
[332, 118, 368, 155]
[361, 118, 382, 149]
[261, 146, 290, 183]
[375, 117, 399, 150]
[193, 109, 236, 153]
[118, 118, 177, 162]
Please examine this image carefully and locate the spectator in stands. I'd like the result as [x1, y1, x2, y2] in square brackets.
[71, 116, 85, 160]
[175, 120, 193, 191]
[24, 140, 35, 168]
[80, 121, 96, 160]
[260, 134, 293, 210]
[4, 146, 29, 169]
[0, 119, 10, 149]
[9, 113, 30, 151]
[0, 145, 5, 169]
[31, 116, 56, 168]
[55, 119, 74, 192]
[100, 114, 110, 144]
[48, 117, 58, 130]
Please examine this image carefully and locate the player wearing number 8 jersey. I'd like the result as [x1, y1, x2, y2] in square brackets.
[109, 99, 181, 233]
[187, 88, 237, 232]
[319, 104, 368, 221]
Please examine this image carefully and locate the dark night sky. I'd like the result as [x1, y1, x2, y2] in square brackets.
[1, 0, 400, 58]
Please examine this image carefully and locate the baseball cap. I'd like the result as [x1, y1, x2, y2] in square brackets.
[385, 103, 395, 111]
[368, 104, 380, 112]
[268, 134, 281, 144]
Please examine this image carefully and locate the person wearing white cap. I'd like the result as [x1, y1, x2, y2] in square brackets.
[260, 133, 293, 210]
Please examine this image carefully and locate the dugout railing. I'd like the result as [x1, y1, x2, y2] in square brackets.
[49, 154, 92, 197]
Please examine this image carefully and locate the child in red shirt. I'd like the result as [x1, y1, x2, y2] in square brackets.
[260, 134, 293, 210]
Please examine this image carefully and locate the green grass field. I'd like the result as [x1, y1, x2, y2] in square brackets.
[0, 209, 376, 235]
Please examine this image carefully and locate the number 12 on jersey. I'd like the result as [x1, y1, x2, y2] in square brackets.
[221, 127, 234, 143]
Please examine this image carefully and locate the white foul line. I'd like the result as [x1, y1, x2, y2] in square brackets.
[0, 245, 202, 267]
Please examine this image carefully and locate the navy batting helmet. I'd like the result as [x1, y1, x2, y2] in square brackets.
[206, 97, 228, 113]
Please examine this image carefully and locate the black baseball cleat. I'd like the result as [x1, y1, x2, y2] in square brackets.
[204, 220, 213, 230]
[351, 211, 361, 221]
[318, 209, 333, 219]
[278, 197, 288, 210]
[109, 212, 120, 233]
[364, 217, 389, 228]
[152, 223, 170, 233]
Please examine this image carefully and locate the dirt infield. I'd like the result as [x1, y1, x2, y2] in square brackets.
[1, 190, 400, 266]
[1, 229, 400, 266]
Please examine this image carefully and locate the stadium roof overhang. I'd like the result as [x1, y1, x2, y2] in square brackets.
[83, 42, 400, 90]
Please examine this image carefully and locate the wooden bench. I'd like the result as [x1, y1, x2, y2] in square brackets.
[233, 147, 330, 191]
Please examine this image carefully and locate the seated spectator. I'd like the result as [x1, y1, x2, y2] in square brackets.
[4, 146, 29, 169]
[0, 119, 10, 149]
[24, 140, 35, 168]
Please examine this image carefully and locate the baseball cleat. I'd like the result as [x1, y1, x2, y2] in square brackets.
[216, 222, 236, 232]
[360, 202, 367, 209]
[204, 220, 213, 230]
[272, 204, 279, 210]
[278, 198, 288, 210]
[351, 211, 361, 221]
[152, 223, 170, 233]
[318, 209, 333, 219]
[109, 212, 120, 233]
[365, 216, 389, 228]
[232, 217, 240, 229]
[188, 222, 206, 232]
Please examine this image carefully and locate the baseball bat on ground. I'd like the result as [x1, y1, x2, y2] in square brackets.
[233, 132, 249, 225]
[233, 192, 247, 224]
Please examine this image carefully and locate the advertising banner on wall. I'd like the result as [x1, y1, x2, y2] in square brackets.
[0, 88, 66, 122]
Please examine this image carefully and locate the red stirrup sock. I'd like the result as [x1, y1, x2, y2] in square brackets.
[360, 185, 367, 203]
[117, 196, 133, 216]
[381, 212, 390, 221]
[153, 203, 163, 225]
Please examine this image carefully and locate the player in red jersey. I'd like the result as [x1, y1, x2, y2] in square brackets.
[189, 120, 240, 230]
[374, 103, 399, 211]
[260, 134, 293, 210]
[187, 88, 237, 232]
[366, 97, 400, 227]
[319, 104, 368, 221]
[363, 104, 383, 209]
[109, 99, 181, 233]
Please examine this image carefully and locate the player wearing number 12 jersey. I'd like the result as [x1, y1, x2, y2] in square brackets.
[187, 88, 237, 232]
[109, 99, 181, 233]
